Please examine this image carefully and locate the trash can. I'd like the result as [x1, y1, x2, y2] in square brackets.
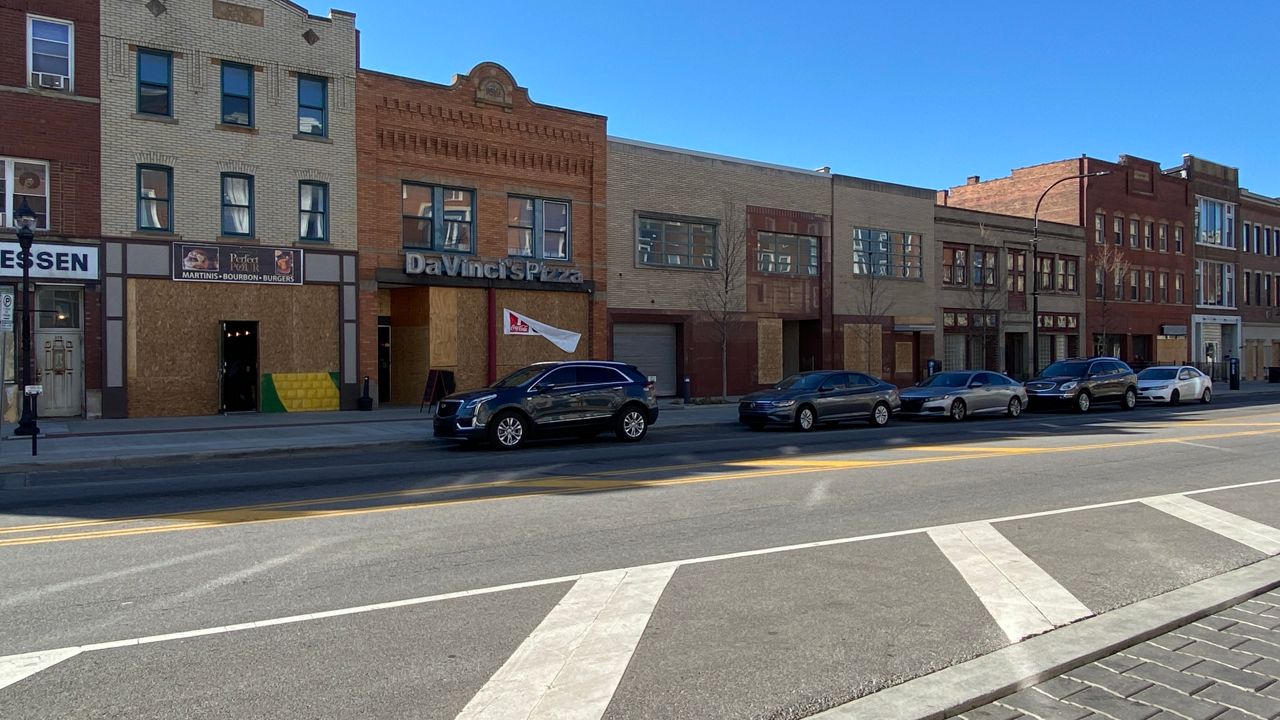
[1269, 366, 1280, 384]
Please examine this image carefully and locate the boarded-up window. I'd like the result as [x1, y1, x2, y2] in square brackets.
[757, 318, 783, 384]
[842, 323, 881, 375]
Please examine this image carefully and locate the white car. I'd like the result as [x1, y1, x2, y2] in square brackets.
[1136, 366, 1212, 405]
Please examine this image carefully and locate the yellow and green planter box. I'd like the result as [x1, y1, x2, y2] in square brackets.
[261, 372, 340, 413]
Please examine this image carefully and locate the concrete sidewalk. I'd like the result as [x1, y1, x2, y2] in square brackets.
[2, 380, 1278, 473]
[0, 400, 740, 471]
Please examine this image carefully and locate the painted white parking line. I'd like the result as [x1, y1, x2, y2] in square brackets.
[456, 564, 676, 720]
[3, 478, 1279, 692]
[1143, 494, 1280, 555]
[0, 649, 81, 691]
[929, 522, 1092, 642]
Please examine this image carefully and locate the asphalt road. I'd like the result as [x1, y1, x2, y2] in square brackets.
[2, 398, 1280, 719]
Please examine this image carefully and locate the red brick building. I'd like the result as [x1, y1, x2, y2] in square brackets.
[0, 0, 102, 419]
[939, 156, 1194, 369]
[1238, 189, 1280, 379]
[356, 63, 608, 404]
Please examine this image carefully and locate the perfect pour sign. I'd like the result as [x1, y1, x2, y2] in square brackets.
[0, 242, 99, 281]
[404, 253, 584, 284]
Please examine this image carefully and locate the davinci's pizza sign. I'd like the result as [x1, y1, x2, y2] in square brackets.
[404, 253, 583, 284]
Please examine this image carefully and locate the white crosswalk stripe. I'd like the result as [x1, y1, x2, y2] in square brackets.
[455, 564, 676, 720]
[1143, 494, 1280, 555]
[0, 649, 81, 691]
[930, 522, 1093, 642]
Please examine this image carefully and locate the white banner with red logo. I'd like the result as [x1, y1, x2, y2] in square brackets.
[502, 308, 581, 353]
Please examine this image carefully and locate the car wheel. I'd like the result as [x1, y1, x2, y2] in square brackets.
[1201, 387, 1212, 404]
[1120, 387, 1137, 410]
[949, 399, 967, 422]
[615, 405, 649, 442]
[489, 411, 528, 450]
[794, 405, 816, 432]
[1169, 389, 1180, 406]
[1006, 397, 1023, 418]
[869, 402, 891, 427]
[1076, 391, 1092, 413]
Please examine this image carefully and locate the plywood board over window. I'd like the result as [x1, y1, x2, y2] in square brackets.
[757, 318, 783, 385]
[843, 323, 881, 376]
[895, 342, 914, 375]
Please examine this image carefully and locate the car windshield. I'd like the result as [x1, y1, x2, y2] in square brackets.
[775, 374, 828, 391]
[919, 372, 971, 388]
[1138, 368, 1178, 380]
[492, 366, 547, 388]
[1039, 361, 1088, 378]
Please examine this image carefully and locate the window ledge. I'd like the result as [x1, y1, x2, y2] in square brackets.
[293, 133, 332, 144]
[0, 84, 99, 104]
[215, 123, 258, 135]
[132, 113, 178, 124]
[131, 230, 180, 239]
[216, 235, 258, 243]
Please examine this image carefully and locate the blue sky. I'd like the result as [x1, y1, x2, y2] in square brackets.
[336, 0, 1280, 195]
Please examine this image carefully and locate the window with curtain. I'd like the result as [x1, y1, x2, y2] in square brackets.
[137, 165, 171, 231]
[508, 196, 570, 259]
[972, 247, 998, 287]
[942, 245, 967, 286]
[2, 157, 50, 229]
[220, 174, 253, 236]
[300, 181, 327, 241]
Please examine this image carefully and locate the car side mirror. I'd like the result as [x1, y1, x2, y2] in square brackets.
[535, 383, 554, 393]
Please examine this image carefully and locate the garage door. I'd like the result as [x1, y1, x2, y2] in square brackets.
[613, 323, 678, 397]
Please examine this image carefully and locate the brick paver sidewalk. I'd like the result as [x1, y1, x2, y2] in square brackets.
[960, 590, 1280, 720]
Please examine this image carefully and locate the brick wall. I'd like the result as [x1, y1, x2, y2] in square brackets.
[356, 63, 609, 383]
[99, 0, 359, 249]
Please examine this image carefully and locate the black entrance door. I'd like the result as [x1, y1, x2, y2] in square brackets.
[377, 324, 391, 403]
[220, 321, 259, 413]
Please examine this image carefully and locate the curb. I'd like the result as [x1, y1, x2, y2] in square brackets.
[811, 555, 1280, 719]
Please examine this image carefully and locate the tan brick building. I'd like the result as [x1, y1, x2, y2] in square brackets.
[98, 0, 359, 417]
[356, 63, 608, 405]
[934, 207, 1085, 379]
[606, 139, 831, 397]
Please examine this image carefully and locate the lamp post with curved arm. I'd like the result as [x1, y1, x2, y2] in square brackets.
[11, 197, 39, 438]
[1032, 170, 1112, 376]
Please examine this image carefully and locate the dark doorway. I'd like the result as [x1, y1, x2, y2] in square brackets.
[220, 320, 258, 413]
[378, 322, 391, 403]
[1005, 332, 1026, 380]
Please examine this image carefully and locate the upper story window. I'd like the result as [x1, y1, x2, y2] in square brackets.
[1243, 222, 1252, 253]
[1112, 215, 1123, 245]
[137, 49, 172, 116]
[1159, 224, 1168, 252]
[1, 158, 50, 230]
[1094, 212, 1104, 244]
[1144, 221, 1154, 251]
[220, 174, 253, 236]
[1037, 255, 1055, 292]
[756, 232, 818, 276]
[299, 181, 328, 242]
[1056, 256, 1079, 293]
[1129, 218, 1139, 248]
[401, 182, 474, 252]
[1006, 249, 1026, 294]
[942, 245, 967, 286]
[220, 62, 254, 127]
[27, 16, 73, 92]
[972, 247, 998, 288]
[1267, 227, 1275, 257]
[852, 228, 922, 279]
[1175, 225, 1184, 253]
[637, 217, 716, 269]
[1196, 197, 1235, 247]
[508, 197, 570, 260]
[1195, 259, 1235, 308]
[1176, 273, 1185, 304]
[1160, 272, 1169, 303]
[137, 165, 172, 232]
[297, 75, 327, 137]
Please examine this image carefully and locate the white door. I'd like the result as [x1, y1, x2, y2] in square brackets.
[34, 286, 84, 417]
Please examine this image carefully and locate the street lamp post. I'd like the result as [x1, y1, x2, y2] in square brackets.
[1031, 170, 1111, 377]
[12, 198, 40, 437]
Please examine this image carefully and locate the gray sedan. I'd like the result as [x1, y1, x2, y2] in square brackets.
[898, 371, 1027, 421]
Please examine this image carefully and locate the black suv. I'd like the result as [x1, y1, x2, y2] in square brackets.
[1024, 357, 1139, 413]
[433, 361, 659, 450]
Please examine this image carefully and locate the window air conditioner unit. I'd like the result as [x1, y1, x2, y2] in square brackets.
[33, 72, 67, 90]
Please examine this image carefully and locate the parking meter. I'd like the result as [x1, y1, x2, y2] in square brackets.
[1229, 356, 1240, 390]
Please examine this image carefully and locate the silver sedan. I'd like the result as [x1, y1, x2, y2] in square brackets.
[898, 370, 1029, 421]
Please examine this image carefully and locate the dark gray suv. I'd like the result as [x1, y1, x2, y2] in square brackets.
[1025, 357, 1138, 413]
[433, 361, 659, 450]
